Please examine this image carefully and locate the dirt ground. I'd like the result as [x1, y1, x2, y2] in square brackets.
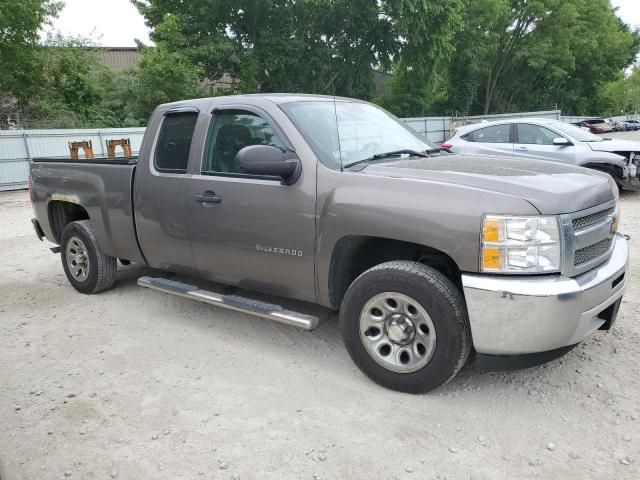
[1, 184, 639, 479]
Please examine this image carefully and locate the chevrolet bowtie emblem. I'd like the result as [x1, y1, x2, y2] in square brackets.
[611, 216, 619, 235]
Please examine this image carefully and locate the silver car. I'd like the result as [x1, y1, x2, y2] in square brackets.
[443, 118, 640, 190]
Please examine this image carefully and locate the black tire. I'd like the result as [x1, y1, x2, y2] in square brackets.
[60, 220, 117, 294]
[340, 261, 471, 393]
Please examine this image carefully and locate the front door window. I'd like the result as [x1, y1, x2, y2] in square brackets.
[203, 111, 285, 175]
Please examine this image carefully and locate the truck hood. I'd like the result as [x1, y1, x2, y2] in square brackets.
[586, 139, 640, 153]
[362, 154, 615, 214]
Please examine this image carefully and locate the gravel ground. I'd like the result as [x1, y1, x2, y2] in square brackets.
[604, 129, 640, 141]
[1, 185, 639, 480]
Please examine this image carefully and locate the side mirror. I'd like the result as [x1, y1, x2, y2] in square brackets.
[553, 137, 571, 146]
[235, 145, 301, 185]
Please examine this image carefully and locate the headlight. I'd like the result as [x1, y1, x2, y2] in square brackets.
[481, 215, 561, 273]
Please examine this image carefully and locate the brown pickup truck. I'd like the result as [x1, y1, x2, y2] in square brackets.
[29, 94, 629, 392]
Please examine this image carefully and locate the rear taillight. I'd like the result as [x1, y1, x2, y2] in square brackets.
[440, 143, 453, 150]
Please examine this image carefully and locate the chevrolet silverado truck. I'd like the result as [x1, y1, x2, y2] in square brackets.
[30, 94, 629, 393]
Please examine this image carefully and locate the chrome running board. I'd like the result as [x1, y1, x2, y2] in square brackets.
[137, 276, 320, 331]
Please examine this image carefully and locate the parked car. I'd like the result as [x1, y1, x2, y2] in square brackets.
[611, 120, 627, 132]
[29, 95, 628, 393]
[443, 118, 640, 190]
[571, 121, 591, 132]
[579, 118, 614, 134]
[624, 119, 640, 131]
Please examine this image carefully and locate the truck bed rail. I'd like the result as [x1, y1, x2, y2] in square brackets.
[32, 156, 139, 165]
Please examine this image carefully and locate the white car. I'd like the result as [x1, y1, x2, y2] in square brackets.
[442, 118, 640, 190]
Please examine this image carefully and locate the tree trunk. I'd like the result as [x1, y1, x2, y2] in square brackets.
[483, 77, 492, 115]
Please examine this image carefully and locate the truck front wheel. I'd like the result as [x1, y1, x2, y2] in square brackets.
[340, 261, 471, 393]
[60, 220, 117, 294]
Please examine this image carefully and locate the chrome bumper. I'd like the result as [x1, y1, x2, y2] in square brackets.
[461, 233, 629, 355]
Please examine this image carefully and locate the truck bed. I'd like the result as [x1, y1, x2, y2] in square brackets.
[30, 156, 145, 264]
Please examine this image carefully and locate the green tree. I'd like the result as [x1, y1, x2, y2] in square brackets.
[0, 0, 61, 96]
[19, 33, 206, 128]
[0, 0, 60, 125]
[133, 0, 462, 108]
[442, 0, 638, 115]
[597, 65, 640, 116]
[132, 44, 206, 120]
[22, 34, 120, 128]
[443, 0, 507, 115]
[375, 0, 463, 116]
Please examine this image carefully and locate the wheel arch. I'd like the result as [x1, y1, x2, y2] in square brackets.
[327, 235, 462, 310]
[48, 200, 90, 244]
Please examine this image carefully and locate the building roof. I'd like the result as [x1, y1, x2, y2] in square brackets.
[98, 47, 141, 72]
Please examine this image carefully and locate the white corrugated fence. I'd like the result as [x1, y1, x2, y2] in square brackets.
[0, 128, 146, 191]
[1, 112, 640, 191]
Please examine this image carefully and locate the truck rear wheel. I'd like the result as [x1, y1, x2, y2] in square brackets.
[60, 220, 117, 294]
[340, 261, 471, 393]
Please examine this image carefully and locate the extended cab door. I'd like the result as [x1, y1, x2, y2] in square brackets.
[513, 123, 576, 164]
[187, 104, 317, 302]
[134, 107, 204, 272]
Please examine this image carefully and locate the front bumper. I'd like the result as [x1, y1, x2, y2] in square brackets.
[461, 233, 628, 355]
[618, 163, 640, 191]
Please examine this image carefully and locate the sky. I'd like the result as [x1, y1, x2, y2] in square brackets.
[43, 0, 152, 47]
[45, 0, 640, 48]
[612, 0, 640, 30]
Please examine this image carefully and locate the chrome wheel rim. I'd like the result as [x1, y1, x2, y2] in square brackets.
[66, 236, 90, 282]
[359, 292, 436, 373]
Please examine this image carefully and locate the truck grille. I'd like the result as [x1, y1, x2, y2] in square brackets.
[563, 202, 617, 276]
[574, 238, 612, 266]
[572, 207, 615, 231]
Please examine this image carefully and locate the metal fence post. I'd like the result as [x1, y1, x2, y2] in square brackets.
[22, 131, 31, 161]
[97, 131, 106, 157]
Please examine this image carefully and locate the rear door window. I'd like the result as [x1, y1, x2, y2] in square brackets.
[155, 112, 199, 174]
[464, 125, 511, 143]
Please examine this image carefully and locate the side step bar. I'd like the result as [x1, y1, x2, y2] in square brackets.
[137, 276, 320, 331]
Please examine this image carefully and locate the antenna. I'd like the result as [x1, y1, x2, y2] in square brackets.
[328, 51, 343, 171]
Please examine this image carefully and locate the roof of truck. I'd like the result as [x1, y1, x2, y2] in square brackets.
[161, 93, 364, 110]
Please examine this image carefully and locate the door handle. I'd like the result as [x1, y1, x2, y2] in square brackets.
[194, 191, 222, 204]
[515, 146, 529, 151]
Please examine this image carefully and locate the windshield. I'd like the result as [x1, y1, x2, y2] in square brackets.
[280, 101, 435, 169]
[549, 121, 604, 142]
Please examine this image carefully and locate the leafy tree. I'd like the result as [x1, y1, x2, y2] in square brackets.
[376, 0, 463, 116]
[0, 0, 60, 125]
[132, 44, 206, 120]
[21, 34, 120, 128]
[597, 65, 640, 116]
[0, 0, 61, 96]
[4, 0, 639, 128]
[19, 34, 206, 128]
[443, 0, 507, 116]
[133, 0, 461, 109]
[500, 0, 638, 115]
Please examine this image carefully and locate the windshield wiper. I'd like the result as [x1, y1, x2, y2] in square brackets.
[343, 149, 431, 169]
[372, 149, 430, 159]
